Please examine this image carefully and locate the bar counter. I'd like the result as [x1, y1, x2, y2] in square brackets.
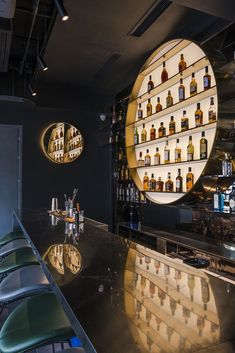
[13, 210, 235, 353]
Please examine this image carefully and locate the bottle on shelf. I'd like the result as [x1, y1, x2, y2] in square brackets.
[178, 77, 185, 101]
[150, 124, 156, 140]
[144, 149, 151, 166]
[223, 190, 230, 213]
[186, 167, 194, 191]
[55, 131, 59, 140]
[161, 61, 168, 83]
[203, 66, 211, 90]
[190, 73, 197, 96]
[125, 167, 130, 181]
[214, 186, 224, 212]
[112, 104, 116, 124]
[156, 97, 162, 112]
[229, 183, 235, 213]
[150, 173, 157, 191]
[179, 53, 187, 72]
[187, 136, 194, 161]
[158, 122, 166, 138]
[154, 147, 161, 165]
[156, 177, 164, 191]
[137, 152, 145, 167]
[137, 103, 143, 120]
[164, 140, 170, 164]
[143, 172, 149, 190]
[141, 124, 147, 142]
[169, 116, 175, 135]
[195, 103, 203, 127]
[134, 128, 139, 145]
[176, 169, 183, 192]
[208, 97, 216, 123]
[181, 110, 189, 131]
[165, 172, 173, 192]
[60, 127, 63, 138]
[166, 90, 173, 108]
[120, 165, 125, 180]
[147, 75, 154, 91]
[222, 153, 233, 176]
[175, 138, 181, 163]
[200, 131, 207, 159]
[147, 99, 152, 116]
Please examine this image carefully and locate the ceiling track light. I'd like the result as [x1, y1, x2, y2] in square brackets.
[54, 0, 69, 21]
[38, 56, 48, 71]
[28, 83, 37, 96]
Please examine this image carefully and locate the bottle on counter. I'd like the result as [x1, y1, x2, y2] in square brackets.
[169, 116, 175, 135]
[137, 103, 143, 120]
[181, 110, 189, 131]
[137, 152, 145, 167]
[158, 122, 166, 138]
[134, 128, 139, 145]
[208, 97, 216, 123]
[161, 61, 168, 83]
[150, 124, 156, 140]
[165, 172, 173, 192]
[222, 153, 233, 176]
[214, 186, 224, 212]
[179, 53, 187, 72]
[150, 173, 157, 191]
[166, 90, 173, 108]
[190, 73, 197, 96]
[164, 140, 170, 164]
[154, 147, 161, 165]
[146, 99, 152, 116]
[176, 169, 183, 192]
[186, 167, 194, 191]
[141, 124, 147, 142]
[200, 131, 207, 159]
[144, 149, 151, 166]
[187, 136, 194, 161]
[203, 66, 211, 90]
[156, 97, 162, 112]
[175, 138, 181, 163]
[147, 75, 154, 91]
[178, 77, 185, 101]
[143, 172, 149, 190]
[195, 103, 203, 126]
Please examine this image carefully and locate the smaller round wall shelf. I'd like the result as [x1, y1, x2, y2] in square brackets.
[42, 122, 83, 164]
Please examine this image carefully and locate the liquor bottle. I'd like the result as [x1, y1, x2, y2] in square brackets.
[156, 97, 162, 112]
[203, 66, 211, 90]
[146, 99, 152, 116]
[179, 53, 186, 72]
[200, 131, 207, 159]
[229, 120, 235, 138]
[120, 165, 125, 180]
[187, 136, 194, 161]
[169, 116, 175, 135]
[55, 131, 59, 140]
[175, 138, 181, 163]
[158, 122, 166, 138]
[176, 169, 183, 192]
[195, 103, 203, 126]
[178, 77, 185, 101]
[60, 127, 63, 138]
[125, 167, 129, 181]
[208, 97, 216, 123]
[150, 173, 157, 191]
[73, 128, 76, 138]
[222, 153, 233, 176]
[154, 147, 161, 165]
[214, 186, 224, 212]
[164, 140, 170, 164]
[181, 110, 189, 131]
[156, 177, 164, 191]
[143, 172, 149, 190]
[166, 90, 173, 108]
[134, 128, 139, 145]
[150, 124, 156, 140]
[165, 172, 173, 192]
[230, 183, 235, 213]
[112, 105, 116, 124]
[137, 103, 143, 120]
[137, 152, 145, 167]
[161, 61, 168, 83]
[147, 75, 154, 91]
[223, 191, 230, 213]
[186, 167, 194, 191]
[141, 124, 147, 142]
[190, 73, 197, 96]
[144, 149, 151, 166]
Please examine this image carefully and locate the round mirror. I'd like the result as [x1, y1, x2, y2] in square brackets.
[42, 122, 83, 163]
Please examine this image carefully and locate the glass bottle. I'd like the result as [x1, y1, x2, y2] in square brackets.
[158, 122, 166, 138]
[137, 103, 143, 120]
[164, 140, 170, 164]
[200, 131, 207, 159]
[165, 172, 173, 192]
[134, 128, 139, 145]
[150, 124, 156, 140]
[143, 172, 149, 190]
[229, 183, 235, 213]
[169, 116, 175, 135]
[187, 135, 194, 161]
[203, 66, 211, 90]
[176, 169, 183, 192]
[181, 110, 189, 131]
[222, 153, 233, 176]
[144, 149, 151, 166]
[214, 186, 224, 212]
[195, 103, 203, 126]
[156, 97, 162, 112]
[154, 147, 161, 165]
[178, 77, 185, 101]
[147, 75, 154, 91]
[150, 173, 157, 191]
[55, 130, 59, 140]
[186, 167, 194, 191]
[223, 190, 230, 213]
[179, 53, 186, 72]
[141, 124, 147, 142]
[166, 90, 173, 108]
[161, 61, 168, 83]
[146, 99, 152, 116]
[175, 138, 181, 163]
[137, 152, 145, 167]
[208, 97, 216, 123]
[60, 127, 63, 138]
[156, 177, 164, 191]
[229, 120, 235, 138]
[190, 72, 197, 96]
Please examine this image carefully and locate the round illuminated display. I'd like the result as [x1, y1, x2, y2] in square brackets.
[42, 122, 83, 163]
[126, 39, 218, 204]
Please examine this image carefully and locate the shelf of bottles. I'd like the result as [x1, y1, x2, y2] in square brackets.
[126, 39, 218, 204]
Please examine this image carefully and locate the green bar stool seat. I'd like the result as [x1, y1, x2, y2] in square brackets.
[0, 239, 30, 258]
[0, 231, 25, 246]
[0, 292, 74, 353]
[0, 248, 38, 275]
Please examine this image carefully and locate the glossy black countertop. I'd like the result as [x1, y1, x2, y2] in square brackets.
[13, 210, 235, 353]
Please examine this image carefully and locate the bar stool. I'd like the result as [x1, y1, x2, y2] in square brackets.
[0, 231, 25, 246]
[0, 292, 74, 353]
[0, 239, 30, 258]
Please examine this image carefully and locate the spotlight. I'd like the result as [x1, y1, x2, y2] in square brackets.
[28, 83, 37, 96]
[54, 0, 69, 21]
[38, 56, 48, 72]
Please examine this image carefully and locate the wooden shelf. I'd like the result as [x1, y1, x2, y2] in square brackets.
[129, 158, 207, 170]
